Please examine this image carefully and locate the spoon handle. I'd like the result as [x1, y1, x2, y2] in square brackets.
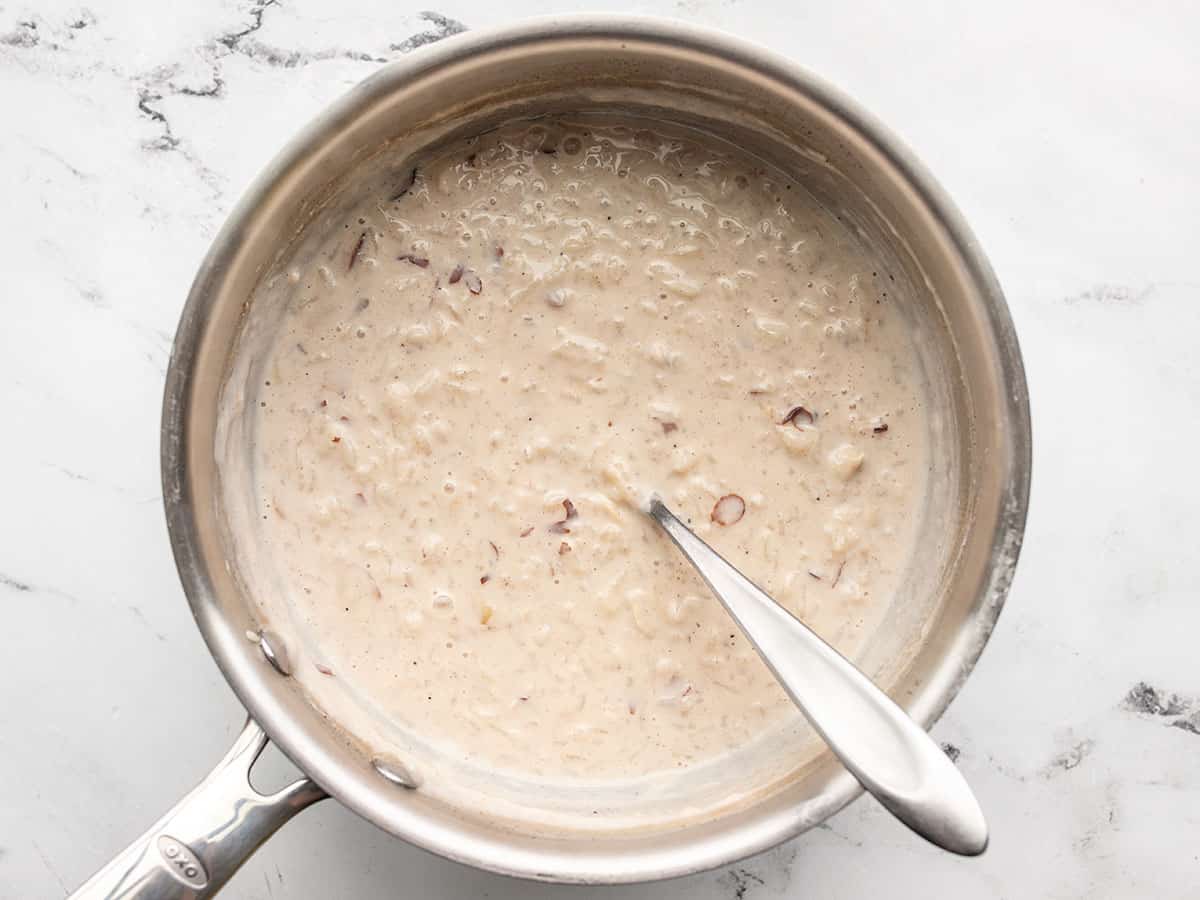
[648, 499, 987, 856]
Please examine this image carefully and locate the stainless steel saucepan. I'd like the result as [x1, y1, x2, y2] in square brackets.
[71, 15, 1030, 897]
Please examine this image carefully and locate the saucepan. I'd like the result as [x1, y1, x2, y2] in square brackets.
[71, 15, 1030, 897]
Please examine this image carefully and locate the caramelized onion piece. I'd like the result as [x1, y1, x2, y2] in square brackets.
[348, 232, 367, 271]
[780, 405, 815, 428]
[711, 494, 746, 526]
[549, 498, 578, 533]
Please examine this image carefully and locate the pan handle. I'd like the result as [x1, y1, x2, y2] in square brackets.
[69, 718, 327, 899]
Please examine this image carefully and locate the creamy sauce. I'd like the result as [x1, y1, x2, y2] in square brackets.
[247, 119, 928, 782]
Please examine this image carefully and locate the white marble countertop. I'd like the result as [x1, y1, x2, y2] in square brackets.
[3, 1, 1198, 897]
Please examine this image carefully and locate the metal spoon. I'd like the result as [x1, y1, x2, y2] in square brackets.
[647, 497, 987, 856]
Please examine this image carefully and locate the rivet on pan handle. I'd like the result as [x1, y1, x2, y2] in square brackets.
[372, 755, 422, 789]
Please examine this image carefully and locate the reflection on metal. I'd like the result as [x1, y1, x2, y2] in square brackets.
[67, 719, 325, 898]
[371, 756, 421, 789]
[257, 630, 291, 676]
